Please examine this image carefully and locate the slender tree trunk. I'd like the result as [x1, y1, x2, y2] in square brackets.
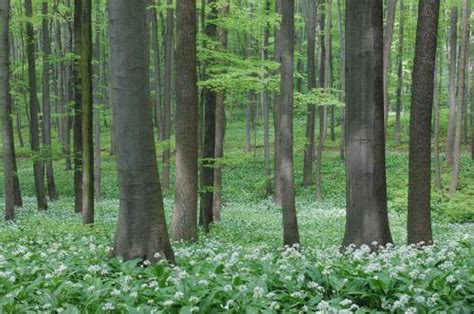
[108, 0, 175, 264]
[42, 1, 58, 201]
[449, 0, 469, 194]
[172, 0, 199, 242]
[73, 0, 83, 213]
[343, 0, 392, 249]
[161, 0, 173, 190]
[446, 8, 458, 165]
[213, 4, 229, 221]
[245, 97, 251, 152]
[94, 0, 101, 201]
[273, 0, 282, 206]
[433, 56, 442, 190]
[471, 60, 474, 160]
[302, 0, 318, 186]
[262, 0, 272, 195]
[1, 0, 16, 220]
[25, 0, 48, 211]
[394, 0, 404, 145]
[383, 0, 397, 135]
[151, 3, 162, 138]
[336, 0, 345, 159]
[63, 21, 73, 171]
[200, 0, 217, 233]
[407, 0, 439, 245]
[279, 0, 299, 247]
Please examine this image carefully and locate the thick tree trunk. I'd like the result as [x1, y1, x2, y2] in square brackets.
[302, 0, 317, 186]
[25, 0, 48, 211]
[73, 0, 83, 213]
[343, 0, 392, 248]
[445, 8, 458, 165]
[1, 0, 16, 220]
[262, 0, 272, 195]
[80, 0, 94, 224]
[394, 0, 404, 145]
[273, 0, 282, 206]
[161, 0, 173, 190]
[449, 0, 469, 194]
[279, 0, 299, 247]
[383, 0, 397, 134]
[108, 0, 175, 264]
[42, 1, 58, 201]
[173, 0, 199, 242]
[407, 0, 439, 245]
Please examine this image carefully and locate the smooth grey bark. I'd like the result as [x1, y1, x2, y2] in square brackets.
[433, 57, 442, 190]
[94, 0, 101, 201]
[108, 0, 175, 263]
[1, 0, 16, 220]
[25, 0, 48, 211]
[336, 0, 345, 159]
[41, 1, 58, 201]
[173, 0, 199, 242]
[262, 0, 272, 195]
[394, 0, 404, 145]
[161, 0, 173, 190]
[279, 0, 299, 247]
[343, 0, 392, 248]
[151, 2, 162, 138]
[445, 8, 458, 165]
[273, 0, 282, 206]
[407, 0, 439, 245]
[302, 0, 318, 186]
[383, 0, 397, 134]
[449, 0, 469, 194]
[200, 0, 217, 233]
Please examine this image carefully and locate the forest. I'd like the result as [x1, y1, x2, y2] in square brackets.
[1, 0, 473, 312]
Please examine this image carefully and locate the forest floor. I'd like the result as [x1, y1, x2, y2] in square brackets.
[1, 113, 474, 312]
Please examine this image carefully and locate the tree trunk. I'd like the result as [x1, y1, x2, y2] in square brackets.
[471, 61, 474, 160]
[407, 0, 439, 245]
[25, 0, 48, 211]
[262, 0, 272, 195]
[343, 0, 392, 249]
[302, 0, 318, 186]
[279, 0, 299, 247]
[433, 56, 442, 190]
[42, 1, 58, 201]
[273, 0, 282, 206]
[336, 0, 345, 159]
[213, 4, 229, 221]
[73, 0, 83, 213]
[151, 3, 162, 138]
[161, 0, 173, 190]
[394, 0, 404, 145]
[1, 0, 16, 220]
[173, 0, 199, 242]
[449, 0, 469, 194]
[383, 0, 397, 135]
[94, 0, 101, 201]
[200, 0, 217, 232]
[108, 0, 175, 264]
[445, 8, 458, 165]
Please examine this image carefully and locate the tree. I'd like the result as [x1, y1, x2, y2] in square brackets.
[161, 0, 173, 190]
[41, 0, 58, 200]
[108, 0, 175, 263]
[25, 0, 48, 211]
[81, 0, 94, 224]
[449, 0, 469, 194]
[172, 0, 199, 242]
[262, 0, 272, 195]
[445, 7, 457, 165]
[394, 0, 404, 145]
[273, 0, 282, 205]
[302, 0, 318, 186]
[73, 0, 83, 213]
[383, 0, 397, 133]
[407, 0, 440, 245]
[343, 0, 392, 248]
[1, 0, 17, 220]
[279, 0, 299, 246]
[200, 0, 217, 233]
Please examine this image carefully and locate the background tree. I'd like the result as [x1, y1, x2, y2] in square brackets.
[383, 0, 397, 134]
[343, 0, 393, 248]
[407, 0, 439, 245]
[173, 0, 199, 242]
[445, 7, 457, 165]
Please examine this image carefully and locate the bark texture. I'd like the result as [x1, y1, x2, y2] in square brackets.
[173, 0, 199, 242]
[343, 0, 392, 248]
[407, 0, 439, 245]
[445, 8, 458, 165]
[383, 0, 397, 133]
[108, 0, 175, 263]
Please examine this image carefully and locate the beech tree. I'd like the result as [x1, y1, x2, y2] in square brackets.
[278, 0, 299, 246]
[173, 0, 199, 242]
[108, 0, 174, 263]
[383, 0, 397, 133]
[445, 7, 457, 165]
[25, 0, 48, 210]
[407, 0, 439, 245]
[343, 0, 392, 248]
